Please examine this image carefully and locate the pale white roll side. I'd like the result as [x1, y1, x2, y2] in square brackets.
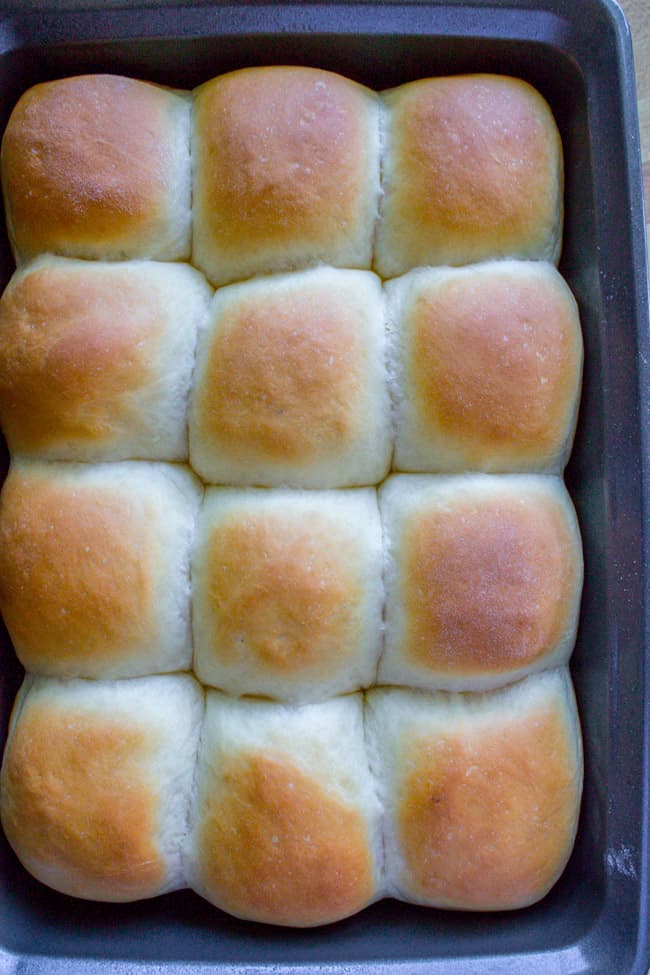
[0, 458, 203, 679]
[0, 256, 213, 462]
[1, 75, 192, 263]
[0, 674, 204, 901]
[185, 692, 384, 926]
[192, 487, 384, 701]
[188, 267, 391, 488]
[366, 669, 583, 910]
[379, 473, 583, 692]
[192, 66, 381, 286]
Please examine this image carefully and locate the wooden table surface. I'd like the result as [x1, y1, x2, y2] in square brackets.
[619, 0, 650, 245]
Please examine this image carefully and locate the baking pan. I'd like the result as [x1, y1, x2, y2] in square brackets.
[0, 0, 647, 973]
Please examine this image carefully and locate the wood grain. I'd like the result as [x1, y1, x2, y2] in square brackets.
[618, 0, 650, 246]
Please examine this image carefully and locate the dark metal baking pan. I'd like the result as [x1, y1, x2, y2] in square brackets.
[0, 1, 648, 972]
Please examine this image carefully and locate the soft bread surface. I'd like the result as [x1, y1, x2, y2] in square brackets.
[192, 487, 383, 700]
[379, 474, 583, 691]
[1, 75, 192, 263]
[387, 261, 583, 473]
[192, 66, 380, 285]
[186, 692, 382, 926]
[189, 267, 391, 487]
[0, 67, 584, 923]
[375, 74, 563, 276]
[0, 459, 202, 678]
[0, 256, 212, 461]
[0, 674, 204, 901]
[366, 669, 582, 910]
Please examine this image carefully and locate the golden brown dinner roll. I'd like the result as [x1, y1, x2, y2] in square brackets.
[192, 487, 383, 700]
[192, 66, 380, 286]
[185, 692, 383, 926]
[0, 458, 202, 679]
[387, 261, 583, 473]
[379, 474, 583, 691]
[366, 669, 582, 910]
[375, 74, 563, 277]
[189, 267, 391, 487]
[0, 256, 212, 462]
[0, 674, 203, 901]
[1, 74, 191, 263]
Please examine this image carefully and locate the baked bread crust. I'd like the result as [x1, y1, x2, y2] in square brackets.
[1, 75, 191, 263]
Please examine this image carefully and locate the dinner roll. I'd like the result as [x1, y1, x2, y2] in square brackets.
[0, 459, 202, 679]
[0, 256, 212, 462]
[192, 66, 380, 286]
[189, 267, 390, 487]
[366, 669, 582, 910]
[1, 75, 192, 263]
[1, 74, 191, 262]
[192, 487, 383, 700]
[0, 674, 203, 901]
[375, 74, 563, 277]
[379, 474, 583, 691]
[185, 692, 382, 926]
[387, 261, 583, 473]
